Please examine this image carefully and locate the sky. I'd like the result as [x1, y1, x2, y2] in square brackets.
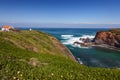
[0, 0, 120, 28]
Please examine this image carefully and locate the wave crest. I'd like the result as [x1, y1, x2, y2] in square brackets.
[80, 35, 95, 39]
[61, 35, 73, 39]
[61, 34, 95, 48]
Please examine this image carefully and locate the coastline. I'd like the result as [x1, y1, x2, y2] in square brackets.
[92, 44, 120, 52]
[48, 34, 77, 62]
[65, 46, 78, 62]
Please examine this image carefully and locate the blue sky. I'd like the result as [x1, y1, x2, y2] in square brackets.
[0, 0, 120, 27]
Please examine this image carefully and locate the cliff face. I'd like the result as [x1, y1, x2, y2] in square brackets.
[93, 30, 120, 48]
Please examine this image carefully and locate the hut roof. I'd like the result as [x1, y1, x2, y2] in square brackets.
[2, 25, 12, 28]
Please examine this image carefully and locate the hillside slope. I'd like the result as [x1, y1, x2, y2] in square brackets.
[0, 30, 120, 80]
[0, 30, 75, 61]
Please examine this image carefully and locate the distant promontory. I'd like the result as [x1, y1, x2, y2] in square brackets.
[93, 29, 120, 50]
[74, 29, 120, 51]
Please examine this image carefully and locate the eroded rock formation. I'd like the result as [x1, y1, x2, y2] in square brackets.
[93, 30, 120, 48]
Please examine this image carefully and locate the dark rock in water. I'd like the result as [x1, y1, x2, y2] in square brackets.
[84, 37, 92, 43]
[73, 41, 81, 45]
[79, 37, 92, 43]
[73, 41, 93, 47]
[73, 37, 94, 47]
[77, 58, 83, 64]
[93, 30, 120, 48]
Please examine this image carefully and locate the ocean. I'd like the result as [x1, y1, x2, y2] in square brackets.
[22, 28, 120, 68]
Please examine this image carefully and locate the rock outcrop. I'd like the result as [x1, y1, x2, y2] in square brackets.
[93, 30, 120, 48]
[73, 37, 93, 47]
[73, 41, 93, 47]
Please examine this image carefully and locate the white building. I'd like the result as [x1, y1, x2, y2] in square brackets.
[1, 25, 14, 31]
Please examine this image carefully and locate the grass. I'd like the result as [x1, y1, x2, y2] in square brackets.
[0, 30, 120, 80]
[109, 29, 120, 35]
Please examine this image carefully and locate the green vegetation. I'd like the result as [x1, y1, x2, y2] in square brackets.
[109, 29, 120, 35]
[0, 30, 120, 80]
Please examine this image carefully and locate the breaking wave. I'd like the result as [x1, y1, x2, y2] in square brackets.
[77, 58, 83, 64]
[61, 34, 95, 48]
[61, 35, 73, 39]
[80, 35, 95, 39]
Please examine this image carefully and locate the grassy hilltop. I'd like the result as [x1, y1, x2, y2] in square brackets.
[0, 30, 120, 80]
[109, 28, 120, 35]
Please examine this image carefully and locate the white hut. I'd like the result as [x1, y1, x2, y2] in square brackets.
[1, 25, 14, 31]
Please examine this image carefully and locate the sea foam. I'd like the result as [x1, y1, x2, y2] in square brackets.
[61, 34, 95, 48]
[61, 35, 73, 39]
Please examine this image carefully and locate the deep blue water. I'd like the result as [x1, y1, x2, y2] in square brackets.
[22, 28, 120, 68]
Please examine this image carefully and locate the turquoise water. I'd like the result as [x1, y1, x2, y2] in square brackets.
[23, 28, 120, 68]
[68, 45, 120, 68]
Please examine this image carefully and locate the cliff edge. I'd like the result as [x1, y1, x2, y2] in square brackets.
[0, 30, 76, 61]
[93, 29, 120, 49]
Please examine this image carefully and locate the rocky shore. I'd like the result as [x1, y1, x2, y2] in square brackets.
[73, 29, 120, 51]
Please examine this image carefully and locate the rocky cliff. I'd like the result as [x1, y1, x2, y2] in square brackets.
[93, 29, 120, 48]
